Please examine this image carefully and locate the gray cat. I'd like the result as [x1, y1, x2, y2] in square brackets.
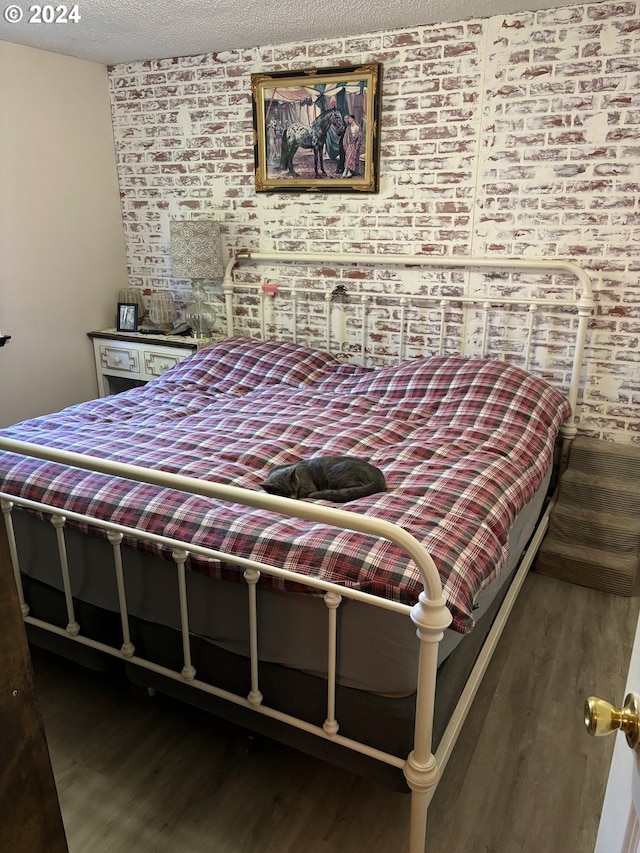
[260, 455, 386, 503]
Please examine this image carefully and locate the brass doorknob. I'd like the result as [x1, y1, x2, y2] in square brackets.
[584, 693, 640, 749]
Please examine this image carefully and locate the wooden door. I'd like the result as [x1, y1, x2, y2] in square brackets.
[0, 519, 68, 852]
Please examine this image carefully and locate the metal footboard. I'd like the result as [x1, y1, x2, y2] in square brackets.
[1, 437, 452, 853]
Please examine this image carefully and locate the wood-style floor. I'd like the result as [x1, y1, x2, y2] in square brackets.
[32, 571, 639, 853]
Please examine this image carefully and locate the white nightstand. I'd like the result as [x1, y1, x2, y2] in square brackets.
[88, 329, 210, 397]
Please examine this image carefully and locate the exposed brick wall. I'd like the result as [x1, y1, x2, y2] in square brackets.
[108, 2, 640, 443]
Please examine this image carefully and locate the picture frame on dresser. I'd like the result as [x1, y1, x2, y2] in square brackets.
[117, 302, 138, 333]
[251, 63, 381, 194]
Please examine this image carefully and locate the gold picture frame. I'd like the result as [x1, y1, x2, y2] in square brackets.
[251, 63, 381, 193]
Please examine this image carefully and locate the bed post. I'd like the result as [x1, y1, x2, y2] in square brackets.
[404, 589, 452, 853]
[222, 256, 240, 337]
[559, 298, 593, 472]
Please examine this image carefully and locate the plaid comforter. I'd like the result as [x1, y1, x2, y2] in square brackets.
[0, 337, 571, 633]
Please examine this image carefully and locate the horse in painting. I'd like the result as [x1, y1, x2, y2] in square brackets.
[280, 107, 345, 178]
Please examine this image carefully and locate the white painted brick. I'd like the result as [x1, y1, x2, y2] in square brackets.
[109, 4, 639, 442]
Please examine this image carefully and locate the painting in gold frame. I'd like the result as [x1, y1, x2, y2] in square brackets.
[251, 63, 381, 193]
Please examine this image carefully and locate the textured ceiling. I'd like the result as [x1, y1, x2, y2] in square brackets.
[0, 0, 573, 65]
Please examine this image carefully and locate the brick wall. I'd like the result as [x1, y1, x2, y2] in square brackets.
[108, 2, 640, 443]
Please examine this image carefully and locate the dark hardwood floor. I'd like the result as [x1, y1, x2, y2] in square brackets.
[32, 571, 639, 853]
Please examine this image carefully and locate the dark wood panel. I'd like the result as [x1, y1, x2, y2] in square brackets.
[0, 523, 68, 853]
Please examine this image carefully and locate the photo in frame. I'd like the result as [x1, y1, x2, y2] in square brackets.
[251, 63, 381, 193]
[117, 302, 138, 332]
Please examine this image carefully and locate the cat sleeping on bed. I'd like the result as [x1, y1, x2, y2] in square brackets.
[260, 455, 386, 503]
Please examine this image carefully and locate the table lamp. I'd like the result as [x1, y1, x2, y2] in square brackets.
[170, 220, 224, 339]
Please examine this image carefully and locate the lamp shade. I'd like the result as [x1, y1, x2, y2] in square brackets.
[170, 220, 223, 280]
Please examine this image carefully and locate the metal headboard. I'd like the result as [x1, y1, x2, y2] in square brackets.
[222, 251, 594, 447]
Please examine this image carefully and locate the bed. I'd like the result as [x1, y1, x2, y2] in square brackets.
[0, 251, 594, 852]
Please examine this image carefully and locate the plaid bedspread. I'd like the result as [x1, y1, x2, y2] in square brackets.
[0, 337, 571, 633]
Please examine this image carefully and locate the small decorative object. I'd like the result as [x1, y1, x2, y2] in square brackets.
[117, 302, 138, 332]
[331, 284, 349, 301]
[185, 297, 218, 338]
[118, 287, 146, 319]
[251, 63, 381, 194]
[170, 220, 224, 339]
[148, 292, 177, 333]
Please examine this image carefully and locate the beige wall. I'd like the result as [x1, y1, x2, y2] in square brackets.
[0, 41, 128, 427]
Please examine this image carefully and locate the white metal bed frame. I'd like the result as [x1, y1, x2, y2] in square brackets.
[0, 252, 594, 852]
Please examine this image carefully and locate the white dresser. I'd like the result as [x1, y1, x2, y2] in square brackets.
[88, 329, 209, 397]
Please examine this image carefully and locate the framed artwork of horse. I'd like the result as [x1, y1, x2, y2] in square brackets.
[251, 63, 381, 193]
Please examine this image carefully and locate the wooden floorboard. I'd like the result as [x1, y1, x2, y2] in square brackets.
[32, 571, 639, 853]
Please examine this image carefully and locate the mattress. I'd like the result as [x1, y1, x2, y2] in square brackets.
[0, 337, 571, 638]
[13, 463, 550, 695]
